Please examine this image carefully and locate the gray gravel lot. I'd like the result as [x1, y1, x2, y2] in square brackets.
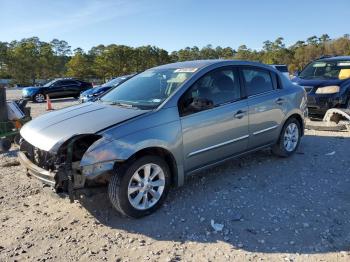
[1, 89, 350, 261]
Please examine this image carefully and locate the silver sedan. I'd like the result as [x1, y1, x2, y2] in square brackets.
[19, 60, 307, 218]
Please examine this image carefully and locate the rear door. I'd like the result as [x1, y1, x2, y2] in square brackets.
[47, 80, 64, 98]
[240, 67, 286, 149]
[179, 66, 249, 172]
[60, 80, 81, 97]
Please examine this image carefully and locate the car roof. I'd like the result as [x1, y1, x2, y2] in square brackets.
[151, 59, 274, 71]
[316, 56, 350, 62]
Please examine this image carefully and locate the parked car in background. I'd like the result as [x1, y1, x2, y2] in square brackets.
[270, 64, 290, 79]
[19, 60, 306, 218]
[22, 78, 92, 103]
[79, 74, 135, 103]
[292, 56, 350, 115]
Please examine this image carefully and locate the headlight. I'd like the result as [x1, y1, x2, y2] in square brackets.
[23, 89, 36, 95]
[315, 85, 340, 94]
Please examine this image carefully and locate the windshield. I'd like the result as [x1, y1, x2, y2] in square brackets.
[299, 60, 350, 80]
[43, 80, 56, 87]
[100, 68, 196, 109]
[102, 76, 130, 87]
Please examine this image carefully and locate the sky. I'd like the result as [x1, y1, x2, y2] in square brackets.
[0, 0, 349, 52]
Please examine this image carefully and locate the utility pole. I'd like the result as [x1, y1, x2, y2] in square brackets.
[0, 87, 8, 122]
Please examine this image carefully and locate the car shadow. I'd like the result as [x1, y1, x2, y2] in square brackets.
[79, 133, 350, 254]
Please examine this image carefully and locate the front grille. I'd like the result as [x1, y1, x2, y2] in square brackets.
[20, 139, 57, 171]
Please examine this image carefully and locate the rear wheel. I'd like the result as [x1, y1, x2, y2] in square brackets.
[272, 118, 301, 157]
[33, 93, 45, 103]
[108, 155, 171, 218]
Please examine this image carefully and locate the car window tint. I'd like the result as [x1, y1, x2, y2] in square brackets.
[242, 68, 274, 96]
[179, 68, 241, 116]
[60, 80, 77, 85]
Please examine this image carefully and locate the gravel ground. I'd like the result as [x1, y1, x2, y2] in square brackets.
[1, 89, 350, 261]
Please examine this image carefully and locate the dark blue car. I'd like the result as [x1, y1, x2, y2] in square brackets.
[79, 74, 135, 103]
[22, 78, 92, 103]
[292, 56, 350, 115]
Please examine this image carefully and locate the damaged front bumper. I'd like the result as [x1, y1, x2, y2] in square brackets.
[18, 151, 56, 186]
[18, 136, 115, 201]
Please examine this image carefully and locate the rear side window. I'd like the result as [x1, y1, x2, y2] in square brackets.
[60, 80, 78, 85]
[242, 68, 274, 96]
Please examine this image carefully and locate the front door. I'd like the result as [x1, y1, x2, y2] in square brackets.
[179, 66, 249, 172]
[47, 81, 64, 98]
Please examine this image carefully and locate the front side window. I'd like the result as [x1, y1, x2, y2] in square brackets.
[299, 60, 350, 80]
[242, 68, 274, 96]
[179, 67, 241, 116]
[100, 68, 195, 109]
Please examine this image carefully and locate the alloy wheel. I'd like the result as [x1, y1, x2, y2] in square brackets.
[127, 163, 165, 210]
[283, 122, 299, 152]
[35, 93, 45, 103]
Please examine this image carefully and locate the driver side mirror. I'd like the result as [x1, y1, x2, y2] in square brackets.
[181, 97, 214, 116]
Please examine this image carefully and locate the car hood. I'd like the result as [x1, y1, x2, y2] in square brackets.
[292, 77, 346, 87]
[20, 102, 149, 152]
[22, 86, 42, 92]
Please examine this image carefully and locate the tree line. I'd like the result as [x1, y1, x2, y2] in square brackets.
[0, 34, 350, 85]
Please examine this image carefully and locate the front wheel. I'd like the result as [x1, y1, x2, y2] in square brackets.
[108, 155, 171, 218]
[272, 118, 301, 157]
[33, 93, 45, 103]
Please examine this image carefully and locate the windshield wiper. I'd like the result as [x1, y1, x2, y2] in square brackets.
[110, 102, 132, 107]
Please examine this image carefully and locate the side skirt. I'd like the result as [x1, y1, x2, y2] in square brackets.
[186, 143, 274, 176]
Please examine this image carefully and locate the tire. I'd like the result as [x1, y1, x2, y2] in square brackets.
[0, 138, 11, 153]
[33, 93, 45, 103]
[272, 117, 301, 157]
[345, 98, 350, 109]
[108, 155, 171, 218]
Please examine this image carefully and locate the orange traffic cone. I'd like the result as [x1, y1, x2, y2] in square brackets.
[46, 95, 54, 111]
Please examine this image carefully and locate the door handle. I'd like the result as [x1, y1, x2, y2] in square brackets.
[234, 110, 246, 119]
[275, 98, 285, 105]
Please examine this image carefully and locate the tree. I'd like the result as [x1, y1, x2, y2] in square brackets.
[50, 39, 71, 77]
[0, 42, 10, 78]
[66, 48, 93, 79]
[306, 36, 319, 46]
[7, 37, 42, 85]
[2, 34, 350, 84]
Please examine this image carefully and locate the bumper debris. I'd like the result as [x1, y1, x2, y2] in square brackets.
[306, 108, 350, 131]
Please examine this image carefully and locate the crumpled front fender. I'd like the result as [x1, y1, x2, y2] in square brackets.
[79, 119, 185, 186]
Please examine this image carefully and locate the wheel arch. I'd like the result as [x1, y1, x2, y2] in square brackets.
[282, 112, 305, 136]
[124, 146, 180, 187]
